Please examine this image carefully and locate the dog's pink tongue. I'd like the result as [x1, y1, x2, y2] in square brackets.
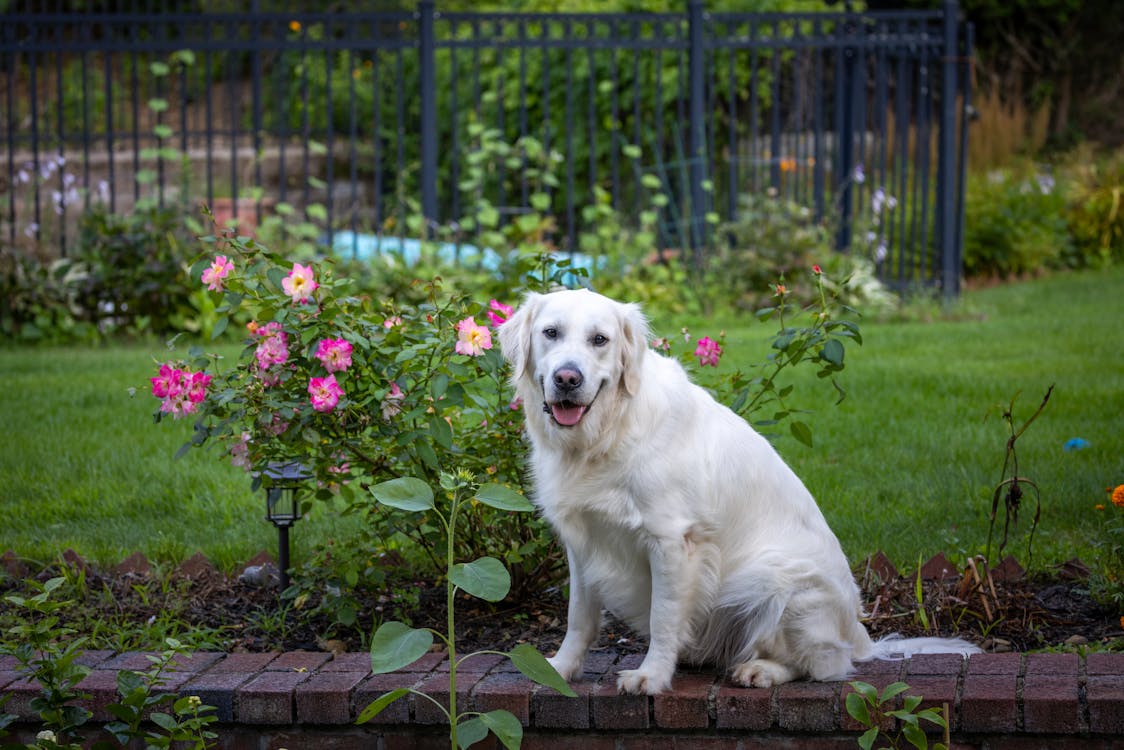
[551, 403, 586, 426]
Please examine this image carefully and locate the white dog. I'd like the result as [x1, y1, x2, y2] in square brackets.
[498, 288, 978, 695]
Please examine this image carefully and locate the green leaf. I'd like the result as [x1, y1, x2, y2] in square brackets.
[820, 338, 845, 367]
[429, 414, 453, 449]
[902, 721, 929, 749]
[356, 687, 411, 724]
[475, 484, 535, 512]
[449, 557, 510, 602]
[368, 621, 433, 674]
[845, 690, 872, 726]
[790, 420, 813, 447]
[857, 726, 879, 750]
[456, 716, 489, 748]
[149, 712, 178, 731]
[880, 682, 912, 703]
[370, 477, 434, 512]
[210, 316, 229, 340]
[508, 643, 577, 697]
[529, 192, 552, 211]
[478, 709, 524, 750]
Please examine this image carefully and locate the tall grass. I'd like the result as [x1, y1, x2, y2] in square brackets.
[2, 267, 1122, 576]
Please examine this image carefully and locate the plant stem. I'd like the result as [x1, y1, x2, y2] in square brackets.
[446, 493, 459, 748]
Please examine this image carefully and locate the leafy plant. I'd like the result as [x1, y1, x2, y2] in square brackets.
[357, 472, 575, 749]
[963, 167, 1073, 278]
[845, 680, 950, 750]
[0, 580, 217, 750]
[1, 577, 93, 746]
[102, 639, 218, 749]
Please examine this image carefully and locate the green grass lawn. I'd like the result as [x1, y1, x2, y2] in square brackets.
[2, 266, 1122, 577]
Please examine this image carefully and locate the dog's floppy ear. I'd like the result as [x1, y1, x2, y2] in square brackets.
[498, 292, 542, 385]
[617, 301, 650, 397]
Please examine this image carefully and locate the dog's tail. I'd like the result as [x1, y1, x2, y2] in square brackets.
[863, 634, 981, 662]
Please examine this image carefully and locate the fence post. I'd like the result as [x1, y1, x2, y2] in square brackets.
[938, 0, 960, 297]
[687, 0, 708, 266]
[419, 0, 438, 230]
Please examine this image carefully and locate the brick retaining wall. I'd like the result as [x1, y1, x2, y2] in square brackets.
[3, 650, 1123, 749]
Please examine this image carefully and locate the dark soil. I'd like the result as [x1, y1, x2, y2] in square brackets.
[3, 552, 1120, 658]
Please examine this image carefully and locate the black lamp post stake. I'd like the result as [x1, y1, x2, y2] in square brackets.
[262, 461, 310, 593]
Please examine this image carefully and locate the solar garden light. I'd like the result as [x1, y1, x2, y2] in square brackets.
[261, 460, 310, 592]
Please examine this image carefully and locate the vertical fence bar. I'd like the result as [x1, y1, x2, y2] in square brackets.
[419, 0, 438, 228]
[687, 0, 707, 263]
[938, 0, 960, 297]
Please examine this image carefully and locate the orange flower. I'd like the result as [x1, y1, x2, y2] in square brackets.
[779, 157, 797, 173]
[1113, 484, 1124, 508]
[289, 20, 301, 33]
[774, 283, 787, 296]
[1096, 504, 1106, 511]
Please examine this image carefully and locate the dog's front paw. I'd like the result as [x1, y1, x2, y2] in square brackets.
[731, 659, 796, 688]
[617, 667, 673, 695]
[547, 655, 579, 683]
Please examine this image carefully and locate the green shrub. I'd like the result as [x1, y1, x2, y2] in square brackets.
[962, 167, 1073, 278]
[1065, 150, 1124, 267]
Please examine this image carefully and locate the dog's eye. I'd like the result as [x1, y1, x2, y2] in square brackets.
[543, 327, 558, 340]
[591, 334, 608, 347]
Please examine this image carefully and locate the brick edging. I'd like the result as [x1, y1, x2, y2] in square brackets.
[2, 650, 1123, 746]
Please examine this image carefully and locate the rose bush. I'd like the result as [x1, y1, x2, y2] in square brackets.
[151, 234, 552, 611]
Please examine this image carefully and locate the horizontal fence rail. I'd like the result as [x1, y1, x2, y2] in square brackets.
[0, 1, 972, 294]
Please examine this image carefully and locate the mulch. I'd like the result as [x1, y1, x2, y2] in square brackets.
[2, 549, 1120, 656]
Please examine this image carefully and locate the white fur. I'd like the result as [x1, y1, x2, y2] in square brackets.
[498, 289, 978, 695]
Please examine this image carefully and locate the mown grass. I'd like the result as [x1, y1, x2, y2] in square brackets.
[2, 266, 1122, 577]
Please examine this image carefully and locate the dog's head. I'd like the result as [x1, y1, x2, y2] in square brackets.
[498, 289, 650, 432]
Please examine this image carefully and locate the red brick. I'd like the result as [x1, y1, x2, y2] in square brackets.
[1024, 651, 1078, 676]
[236, 669, 310, 724]
[295, 670, 368, 724]
[653, 672, 714, 729]
[590, 677, 649, 730]
[775, 680, 839, 732]
[966, 652, 1021, 675]
[471, 671, 533, 724]
[960, 673, 1017, 733]
[265, 650, 332, 672]
[1022, 673, 1081, 733]
[743, 738, 857, 749]
[321, 652, 372, 672]
[1087, 674, 1124, 735]
[354, 672, 420, 725]
[382, 730, 460, 750]
[413, 671, 482, 725]
[1087, 651, 1124, 675]
[714, 683, 772, 730]
[206, 652, 280, 674]
[454, 652, 505, 674]
[532, 677, 593, 728]
[907, 652, 968, 676]
[182, 669, 256, 722]
[988, 739, 1122, 750]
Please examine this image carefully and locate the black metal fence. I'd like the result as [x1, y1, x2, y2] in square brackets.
[1, 1, 972, 294]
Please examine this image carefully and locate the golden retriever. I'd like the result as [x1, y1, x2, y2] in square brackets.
[498, 288, 977, 695]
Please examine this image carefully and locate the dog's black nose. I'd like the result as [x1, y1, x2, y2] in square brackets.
[553, 366, 583, 391]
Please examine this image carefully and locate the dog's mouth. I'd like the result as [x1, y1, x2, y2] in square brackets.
[545, 399, 589, 427]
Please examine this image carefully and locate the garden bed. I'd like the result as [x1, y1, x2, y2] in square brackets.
[2, 549, 1119, 657]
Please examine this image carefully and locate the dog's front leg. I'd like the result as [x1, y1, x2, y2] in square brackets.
[549, 545, 603, 682]
[617, 532, 693, 695]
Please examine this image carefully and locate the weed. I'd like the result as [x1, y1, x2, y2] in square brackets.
[985, 386, 1053, 567]
[846, 680, 950, 750]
